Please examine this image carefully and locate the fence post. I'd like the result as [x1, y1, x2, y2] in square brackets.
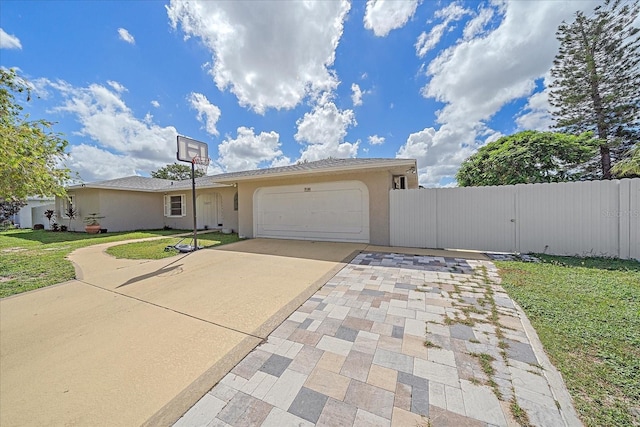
[628, 179, 640, 261]
[618, 180, 630, 259]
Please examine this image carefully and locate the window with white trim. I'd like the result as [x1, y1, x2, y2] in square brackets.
[164, 194, 186, 217]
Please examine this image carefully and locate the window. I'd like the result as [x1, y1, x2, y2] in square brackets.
[61, 194, 76, 217]
[164, 194, 186, 217]
[233, 192, 238, 211]
[392, 175, 407, 190]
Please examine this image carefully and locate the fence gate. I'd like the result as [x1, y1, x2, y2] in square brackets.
[390, 179, 639, 259]
[390, 187, 517, 252]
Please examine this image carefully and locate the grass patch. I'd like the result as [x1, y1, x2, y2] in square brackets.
[469, 352, 502, 399]
[496, 255, 640, 427]
[106, 232, 241, 260]
[0, 228, 186, 298]
[470, 352, 496, 377]
[510, 399, 533, 427]
[424, 340, 441, 349]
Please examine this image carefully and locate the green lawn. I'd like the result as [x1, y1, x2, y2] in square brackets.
[105, 232, 241, 260]
[496, 255, 640, 427]
[0, 228, 186, 298]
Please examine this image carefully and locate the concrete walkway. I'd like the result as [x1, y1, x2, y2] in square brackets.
[0, 238, 365, 427]
[175, 251, 582, 426]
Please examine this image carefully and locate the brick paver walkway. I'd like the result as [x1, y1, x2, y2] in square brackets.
[174, 252, 579, 426]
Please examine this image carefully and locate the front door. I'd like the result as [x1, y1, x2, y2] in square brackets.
[196, 193, 220, 229]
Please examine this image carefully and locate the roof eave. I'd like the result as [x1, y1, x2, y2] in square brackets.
[156, 182, 234, 192]
[211, 159, 417, 183]
[66, 184, 162, 192]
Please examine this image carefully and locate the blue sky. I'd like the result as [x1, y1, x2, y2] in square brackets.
[1, 0, 600, 186]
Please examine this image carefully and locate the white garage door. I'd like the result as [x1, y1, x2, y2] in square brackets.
[254, 180, 369, 243]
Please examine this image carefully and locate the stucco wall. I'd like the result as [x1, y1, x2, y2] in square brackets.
[220, 188, 239, 232]
[98, 190, 164, 231]
[235, 166, 416, 246]
[56, 186, 238, 233]
[16, 199, 54, 229]
[57, 189, 163, 232]
[56, 190, 100, 232]
[163, 187, 238, 231]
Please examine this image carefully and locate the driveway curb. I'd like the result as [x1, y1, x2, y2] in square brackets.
[514, 299, 583, 426]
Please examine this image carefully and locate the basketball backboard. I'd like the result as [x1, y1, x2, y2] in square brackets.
[177, 135, 208, 163]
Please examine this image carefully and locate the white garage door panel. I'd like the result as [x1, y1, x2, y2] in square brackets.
[254, 181, 369, 243]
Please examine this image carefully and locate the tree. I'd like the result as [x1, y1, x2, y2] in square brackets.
[0, 68, 71, 201]
[0, 199, 26, 224]
[549, 0, 640, 179]
[151, 162, 205, 180]
[611, 144, 640, 178]
[456, 131, 598, 187]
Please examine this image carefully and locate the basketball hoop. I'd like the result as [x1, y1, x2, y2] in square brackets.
[192, 156, 211, 175]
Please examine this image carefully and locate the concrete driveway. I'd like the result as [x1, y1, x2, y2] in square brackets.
[0, 238, 366, 427]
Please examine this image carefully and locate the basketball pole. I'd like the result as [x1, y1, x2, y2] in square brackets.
[191, 160, 198, 251]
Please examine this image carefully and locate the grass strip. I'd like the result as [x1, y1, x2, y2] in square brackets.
[496, 255, 640, 427]
[105, 232, 241, 260]
[0, 228, 186, 297]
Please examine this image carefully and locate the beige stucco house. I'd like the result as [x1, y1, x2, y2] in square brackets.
[57, 158, 418, 246]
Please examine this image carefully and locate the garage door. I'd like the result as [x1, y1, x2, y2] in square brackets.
[254, 180, 369, 243]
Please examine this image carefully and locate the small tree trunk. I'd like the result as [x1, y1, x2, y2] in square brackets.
[600, 144, 612, 179]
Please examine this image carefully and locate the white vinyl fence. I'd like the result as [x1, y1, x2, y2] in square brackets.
[390, 179, 640, 260]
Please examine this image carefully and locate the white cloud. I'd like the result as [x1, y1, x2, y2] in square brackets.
[48, 79, 179, 181]
[415, 23, 448, 58]
[188, 92, 221, 136]
[402, 0, 600, 186]
[364, 0, 420, 37]
[217, 127, 287, 172]
[415, 2, 470, 58]
[0, 28, 22, 49]
[151, 100, 160, 108]
[368, 135, 385, 145]
[516, 80, 554, 131]
[463, 7, 494, 40]
[66, 144, 145, 181]
[167, 0, 350, 113]
[295, 95, 358, 161]
[351, 83, 364, 107]
[270, 156, 293, 168]
[117, 28, 135, 44]
[397, 126, 475, 187]
[433, 2, 470, 20]
[107, 80, 127, 93]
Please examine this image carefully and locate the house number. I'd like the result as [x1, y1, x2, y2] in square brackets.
[304, 187, 311, 192]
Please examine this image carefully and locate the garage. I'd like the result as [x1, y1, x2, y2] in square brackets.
[253, 180, 370, 243]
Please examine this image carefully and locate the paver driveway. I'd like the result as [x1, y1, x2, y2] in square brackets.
[0, 238, 365, 427]
[176, 252, 581, 426]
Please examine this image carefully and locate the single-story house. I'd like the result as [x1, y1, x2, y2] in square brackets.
[57, 158, 418, 246]
[13, 196, 55, 229]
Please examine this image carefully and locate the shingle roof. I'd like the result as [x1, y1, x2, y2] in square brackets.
[67, 158, 416, 192]
[66, 176, 206, 192]
[202, 158, 416, 183]
[67, 176, 173, 192]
